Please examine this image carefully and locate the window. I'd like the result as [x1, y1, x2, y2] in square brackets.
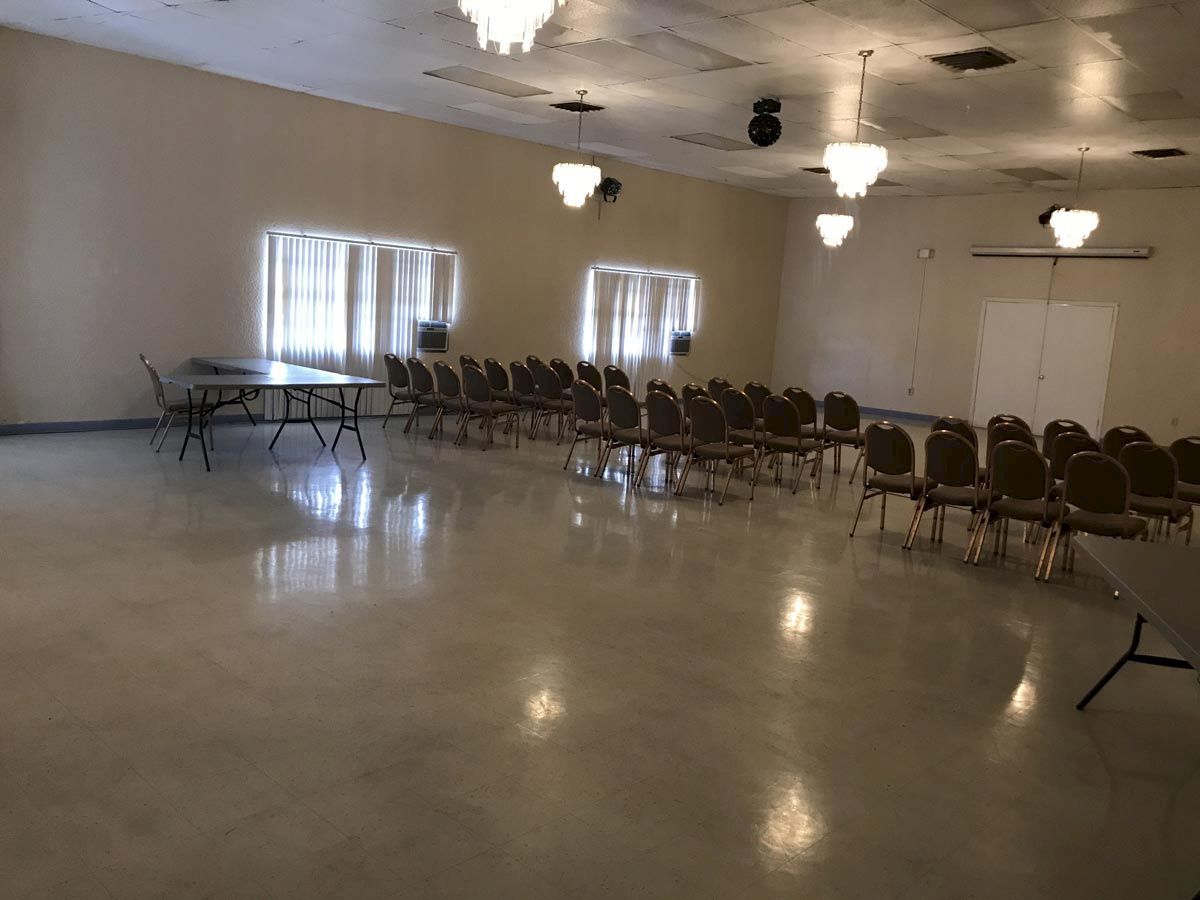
[585, 266, 698, 391]
[265, 232, 455, 413]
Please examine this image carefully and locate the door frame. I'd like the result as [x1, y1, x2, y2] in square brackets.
[968, 297, 1046, 428]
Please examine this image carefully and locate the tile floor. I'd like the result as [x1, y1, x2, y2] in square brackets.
[1, 416, 1198, 899]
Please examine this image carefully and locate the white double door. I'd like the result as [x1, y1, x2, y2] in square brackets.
[970, 298, 1118, 436]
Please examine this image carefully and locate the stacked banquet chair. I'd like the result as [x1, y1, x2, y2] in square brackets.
[680, 384, 709, 423]
[744, 381, 771, 431]
[1042, 418, 1087, 458]
[1040, 451, 1147, 581]
[707, 377, 733, 406]
[604, 365, 631, 396]
[760, 393, 823, 494]
[823, 392, 864, 482]
[577, 361, 604, 401]
[849, 422, 930, 538]
[675, 396, 758, 504]
[930, 415, 981, 484]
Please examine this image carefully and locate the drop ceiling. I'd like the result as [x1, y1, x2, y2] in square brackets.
[5, 0, 1200, 197]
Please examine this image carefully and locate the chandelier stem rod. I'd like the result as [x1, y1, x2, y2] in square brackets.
[855, 51, 869, 142]
[1074, 146, 1088, 205]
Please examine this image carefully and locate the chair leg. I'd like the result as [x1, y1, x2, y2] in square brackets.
[880, 491, 888, 530]
[155, 411, 176, 452]
[904, 497, 927, 550]
[633, 448, 653, 489]
[720, 460, 738, 505]
[675, 454, 694, 496]
[849, 489, 870, 537]
[382, 398, 399, 429]
[150, 411, 167, 445]
[562, 432, 581, 470]
[848, 447, 864, 485]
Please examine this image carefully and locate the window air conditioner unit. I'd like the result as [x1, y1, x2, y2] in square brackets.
[670, 330, 692, 356]
[416, 320, 449, 352]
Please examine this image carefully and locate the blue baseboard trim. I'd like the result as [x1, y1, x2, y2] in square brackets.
[0, 414, 253, 436]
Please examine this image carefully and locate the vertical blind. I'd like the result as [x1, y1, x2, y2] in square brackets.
[587, 266, 698, 392]
[265, 233, 455, 416]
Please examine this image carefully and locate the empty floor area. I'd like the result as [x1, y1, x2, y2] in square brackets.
[1, 423, 1197, 900]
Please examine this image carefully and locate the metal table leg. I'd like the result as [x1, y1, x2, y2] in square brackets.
[331, 387, 366, 460]
[1076, 609, 1193, 710]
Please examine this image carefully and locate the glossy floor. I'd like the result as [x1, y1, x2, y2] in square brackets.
[1, 418, 1198, 900]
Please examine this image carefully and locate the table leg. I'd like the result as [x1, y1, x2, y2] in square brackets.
[1076, 609, 1193, 710]
[352, 387, 365, 459]
[179, 390, 195, 461]
[269, 390, 291, 450]
[305, 391, 326, 445]
[332, 387, 348, 452]
[198, 390, 211, 472]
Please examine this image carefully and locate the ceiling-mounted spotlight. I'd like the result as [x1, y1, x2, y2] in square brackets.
[748, 98, 782, 148]
[598, 177, 622, 203]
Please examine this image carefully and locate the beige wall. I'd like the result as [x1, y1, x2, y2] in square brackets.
[773, 188, 1200, 441]
[0, 28, 786, 425]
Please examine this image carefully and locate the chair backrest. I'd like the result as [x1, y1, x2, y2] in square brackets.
[1064, 451, 1131, 515]
[526, 355, 543, 371]
[864, 421, 915, 479]
[577, 360, 603, 393]
[783, 388, 817, 429]
[991, 440, 1050, 501]
[762, 394, 800, 439]
[603, 365, 630, 393]
[550, 358, 574, 389]
[1119, 442, 1178, 500]
[459, 354, 481, 372]
[987, 413, 1031, 433]
[925, 430, 978, 489]
[1169, 436, 1200, 485]
[510, 361, 536, 397]
[931, 416, 976, 448]
[384, 353, 409, 390]
[744, 382, 771, 417]
[707, 377, 733, 403]
[647, 378, 676, 401]
[1050, 431, 1100, 481]
[433, 360, 460, 399]
[484, 357, 509, 392]
[139, 353, 167, 408]
[407, 357, 434, 394]
[571, 381, 603, 424]
[824, 392, 860, 433]
[607, 385, 641, 431]
[1102, 425, 1152, 458]
[689, 397, 727, 445]
[986, 421, 1035, 468]
[646, 390, 682, 437]
[720, 389, 756, 431]
[680, 383, 708, 419]
[1042, 418, 1087, 457]
[462, 363, 492, 404]
[533, 362, 563, 401]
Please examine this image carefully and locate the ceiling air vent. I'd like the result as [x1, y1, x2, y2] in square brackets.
[929, 47, 1015, 73]
[551, 99, 605, 113]
[1132, 147, 1187, 159]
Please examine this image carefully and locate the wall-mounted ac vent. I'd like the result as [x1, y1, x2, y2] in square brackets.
[551, 99, 605, 113]
[1131, 147, 1187, 159]
[669, 330, 692, 356]
[929, 47, 1015, 72]
[416, 320, 450, 352]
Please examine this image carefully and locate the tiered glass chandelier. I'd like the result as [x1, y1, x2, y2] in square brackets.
[552, 90, 603, 208]
[459, 0, 566, 55]
[823, 50, 888, 199]
[1049, 147, 1100, 249]
[815, 214, 855, 247]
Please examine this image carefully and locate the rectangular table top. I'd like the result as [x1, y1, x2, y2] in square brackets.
[160, 357, 383, 390]
[1076, 535, 1200, 669]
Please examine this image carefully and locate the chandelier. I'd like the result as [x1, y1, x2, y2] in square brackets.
[1049, 147, 1100, 249]
[815, 214, 854, 247]
[823, 50, 888, 199]
[552, 90, 602, 208]
[459, 0, 566, 55]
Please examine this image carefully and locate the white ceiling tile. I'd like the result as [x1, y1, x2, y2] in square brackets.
[1046, 58, 1165, 96]
[0, 0, 99, 23]
[918, 0, 1057, 31]
[558, 39, 695, 78]
[718, 164, 786, 177]
[811, 0, 973, 44]
[739, 4, 889, 53]
[983, 19, 1121, 67]
[828, 45, 956, 84]
[668, 16, 816, 64]
[906, 134, 995, 154]
[451, 101, 555, 124]
[1039, 0, 1173, 16]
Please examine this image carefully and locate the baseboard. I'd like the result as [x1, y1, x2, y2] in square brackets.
[0, 413, 257, 436]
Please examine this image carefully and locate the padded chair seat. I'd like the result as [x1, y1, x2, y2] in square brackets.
[490, 389, 512, 402]
[468, 400, 518, 414]
[1049, 480, 1064, 501]
[440, 397, 467, 411]
[991, 497, 1052, 523]
[1129, 494, 1192, 520]
[926, 485, 995, 508]
[868, 473, 933, 499]
[577, 421, 607, 438]
[1178, 482, 1200, 504]
[515, 393, 539, 408]
[825, 429, 862, 447]
[693, 442, 756, 461]
[612, 427, 648, 446]
[729, 428, 759, 446]
[542, 398, 574, 410]
[764, 435, 822, 454]
[650, 434, 687, 452]
[1064, 510, 1148, 539]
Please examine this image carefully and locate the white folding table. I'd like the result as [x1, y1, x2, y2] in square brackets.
[159, 357, 384, 470]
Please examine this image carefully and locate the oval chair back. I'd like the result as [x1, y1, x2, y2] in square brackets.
[570, 380, 603, 425]
[1042, 418, 1087, 458]
[647, 378, 676, 401]
[603, 365, 630, 394]
[1102, 425, 1152, 458]
[744, 382, 770, 418]
[550, 358, 574, 390]
[1169, 436, 1200, 486]
[1119, 442, 1178, 500]
[707, 377, 733, 403]
[688, 396, 727, 446]
[783, 388, 818, 432]
[509, 361, 536, 399]
[140, 353, 168, 409]
[462, 363, 492, 405]
[987, 413, 1031, 433]
[681, 383, 708, 419]
[607, 385, 641, 431]
[526, 355, 544, 371]
[823, 392, 860, 434]
[484, 357, 509, 393]
[987, 421, 1035, 469]
[384, 353, 409, 392]
[720, 389, 756, 432]
[1049, 432, 1100, 481]
[991, 440, 1049, 501]
[865, 422, 916, 480]
[646, 390, 682, 438]
[459, 354, 481, 371]
[577, 360, 603, 393]
[762, 394, 800, 439]
[533, 362, 564, 401]
[1064, 451, 1131, 514]
[931, 416, 976, 448]
[925, 430, 978, 489]
[407, 357, 434, 394]
[433, 361, 461, 399]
